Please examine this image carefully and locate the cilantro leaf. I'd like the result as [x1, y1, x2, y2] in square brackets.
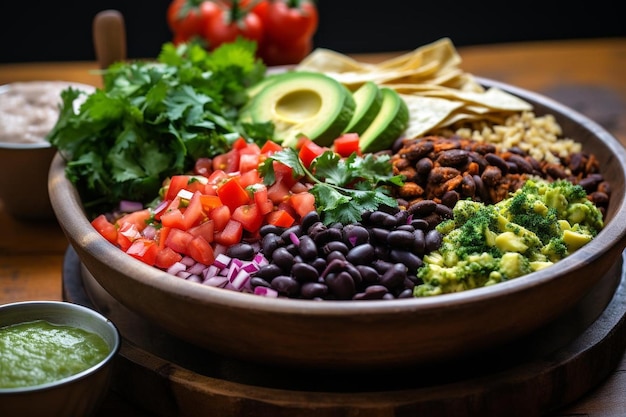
[258, 148, 404, 225]
[47, 39, 267, 216]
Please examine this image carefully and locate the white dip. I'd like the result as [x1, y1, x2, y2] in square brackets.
[0, 81, 94, 144]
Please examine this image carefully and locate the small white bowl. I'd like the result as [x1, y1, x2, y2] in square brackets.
[0, 301, 120, 417]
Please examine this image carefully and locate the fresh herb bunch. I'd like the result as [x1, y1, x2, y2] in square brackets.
[47, 38, 270, 216]
[259, 148, 404, 225]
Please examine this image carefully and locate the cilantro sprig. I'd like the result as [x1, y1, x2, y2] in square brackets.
[47, 39, 269, 216]
[259, 148, 404, 225]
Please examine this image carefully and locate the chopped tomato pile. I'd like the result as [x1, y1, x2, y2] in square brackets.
[90, 136, 355, 270]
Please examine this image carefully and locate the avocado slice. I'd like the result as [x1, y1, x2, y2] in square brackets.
[245, 71, 355, 147]
[359, 87, 409, 153]
[343, 81, 383, 135]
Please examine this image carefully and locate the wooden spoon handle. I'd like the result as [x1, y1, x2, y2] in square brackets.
[92, 10, 127, 69]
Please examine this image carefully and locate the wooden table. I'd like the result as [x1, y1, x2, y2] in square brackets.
[1, 37, 626, 416]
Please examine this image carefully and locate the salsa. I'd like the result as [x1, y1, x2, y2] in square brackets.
[0, 320, 110, 389]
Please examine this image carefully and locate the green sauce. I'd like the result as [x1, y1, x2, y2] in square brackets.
[0, 320, 110, 389]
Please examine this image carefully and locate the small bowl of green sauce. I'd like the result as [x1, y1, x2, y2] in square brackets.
[0, 300, 120, 417]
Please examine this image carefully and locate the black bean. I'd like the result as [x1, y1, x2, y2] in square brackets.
[326, 250, 346, 263]
[291, 263, 320, 283]
[441, 190, 460, 208]
[369, 227, 390, 243]
[413, 229, 426, 255]
[341, 224, 370, 247]
[353, 285, 388, 300]
[300, 282, 328, 299]
[280, 225, 302, 241]
[372, 259, 394, 275]
[346, 243, 376, 265]
[397, 288, 415, 299]
[407, 199, 437, 217]
[325, 271, 356, 300]
[300, 211, 321, 232]
[415, 157, 434, 175]
[254, 263, 283, 281]
[310, 257, 327, 273]
[250, 276, 271, 288]
[411, 218, 429, 230]
[261, 233, 283, 257]
[296, 235, 318, 260]
[435, 203, 453, 220]
[226, 243, 255, 261]
[271, 247, 295, 271]
[323, 241, 349, 255]
[367, 211, 397, 227]
[425, 229, 443, 253]
[389, 249, 422, 272]
[356, 265, 380, 284]
[259, 224, 285, 237]
[271, 275, 300, 297]
[387, 230, 416, 248]
[379, 263, 408, 289]
[307, 221, 327, 239]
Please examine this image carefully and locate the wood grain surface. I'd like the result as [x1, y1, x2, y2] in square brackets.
[2, 37, 626, 416]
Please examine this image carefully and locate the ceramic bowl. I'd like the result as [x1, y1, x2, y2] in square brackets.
[48, 78, 626, 371]
[0, 300, 120, 417]
[0, 81, 94, 221]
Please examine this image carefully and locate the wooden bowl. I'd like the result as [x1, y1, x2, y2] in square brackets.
[48, 78, 626, 371]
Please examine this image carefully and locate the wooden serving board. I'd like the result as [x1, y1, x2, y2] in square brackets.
[62, 246, 626, 417]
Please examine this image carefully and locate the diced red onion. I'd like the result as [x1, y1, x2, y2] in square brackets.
[167, 261, 187, 276]
[254, 286, 278, 297]
[230, 269, 251, 291]
[214, 253, 232, 269]
[203, 276, 229, 288]
[188, 262, 207, 275]
[181, 256, 196, 267]
[253, 253, 268, 266]
[119, 200, 144, 213]
[241, 261, 260, 274]
[153, 200, 169, 217]
[143, 225, 158, 240]
[203, 265, 220, 279]
[176, 271, 192, 279]
[289, 232, 300, 246]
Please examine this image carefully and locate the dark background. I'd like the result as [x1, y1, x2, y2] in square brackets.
[0, 1, 624, 63]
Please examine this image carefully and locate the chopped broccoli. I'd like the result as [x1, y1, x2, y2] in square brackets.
[415, 178, 604, 297]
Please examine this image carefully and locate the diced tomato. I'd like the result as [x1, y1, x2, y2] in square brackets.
[213, 149, 239, 173]
[298, 138, 326, 168]
[117, 222, 142, 251]
[238, 141, 261, 155]
[165, 175, 192, 201]
[290, 181, 309, 194]
[91, 214, 118, 245]
[217, 177, 250, 212]
[214, 219, 244, 246]
[115, 208, 152, 232]
[260, 139, 283, 155]
[199, 194, 222, 212]
[252, 184, 274, 215]
[126, 238, 159, 266]
[333, 133, 361, 157]
[207, 169, 228, 185]
[154, 246, 183, 269]
[289, 191, 316, 218]
[165, 228, 194, 256]
[188, 220, 215, 243]
[272, 160, 298, 187]
[194, 157, 213, 177]
[231, 136, 249, 150]
[267, 180, 291, 205]
[209, 204, 231, 231]
[160, 208, 186, 230]
[181, 191, 205, 230]
[158, 226, 172, 250]
[266, 209, 295, 228]
[237, 168, 262, 188]
[238, 153, 260, 173]
[232, 204, 264, 232]
[188, 235, 215, 265]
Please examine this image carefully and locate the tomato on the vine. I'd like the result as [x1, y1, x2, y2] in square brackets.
[202, 1, 264, 50]
[168, 0, 221, 44]
[263, 0, 318, 46]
